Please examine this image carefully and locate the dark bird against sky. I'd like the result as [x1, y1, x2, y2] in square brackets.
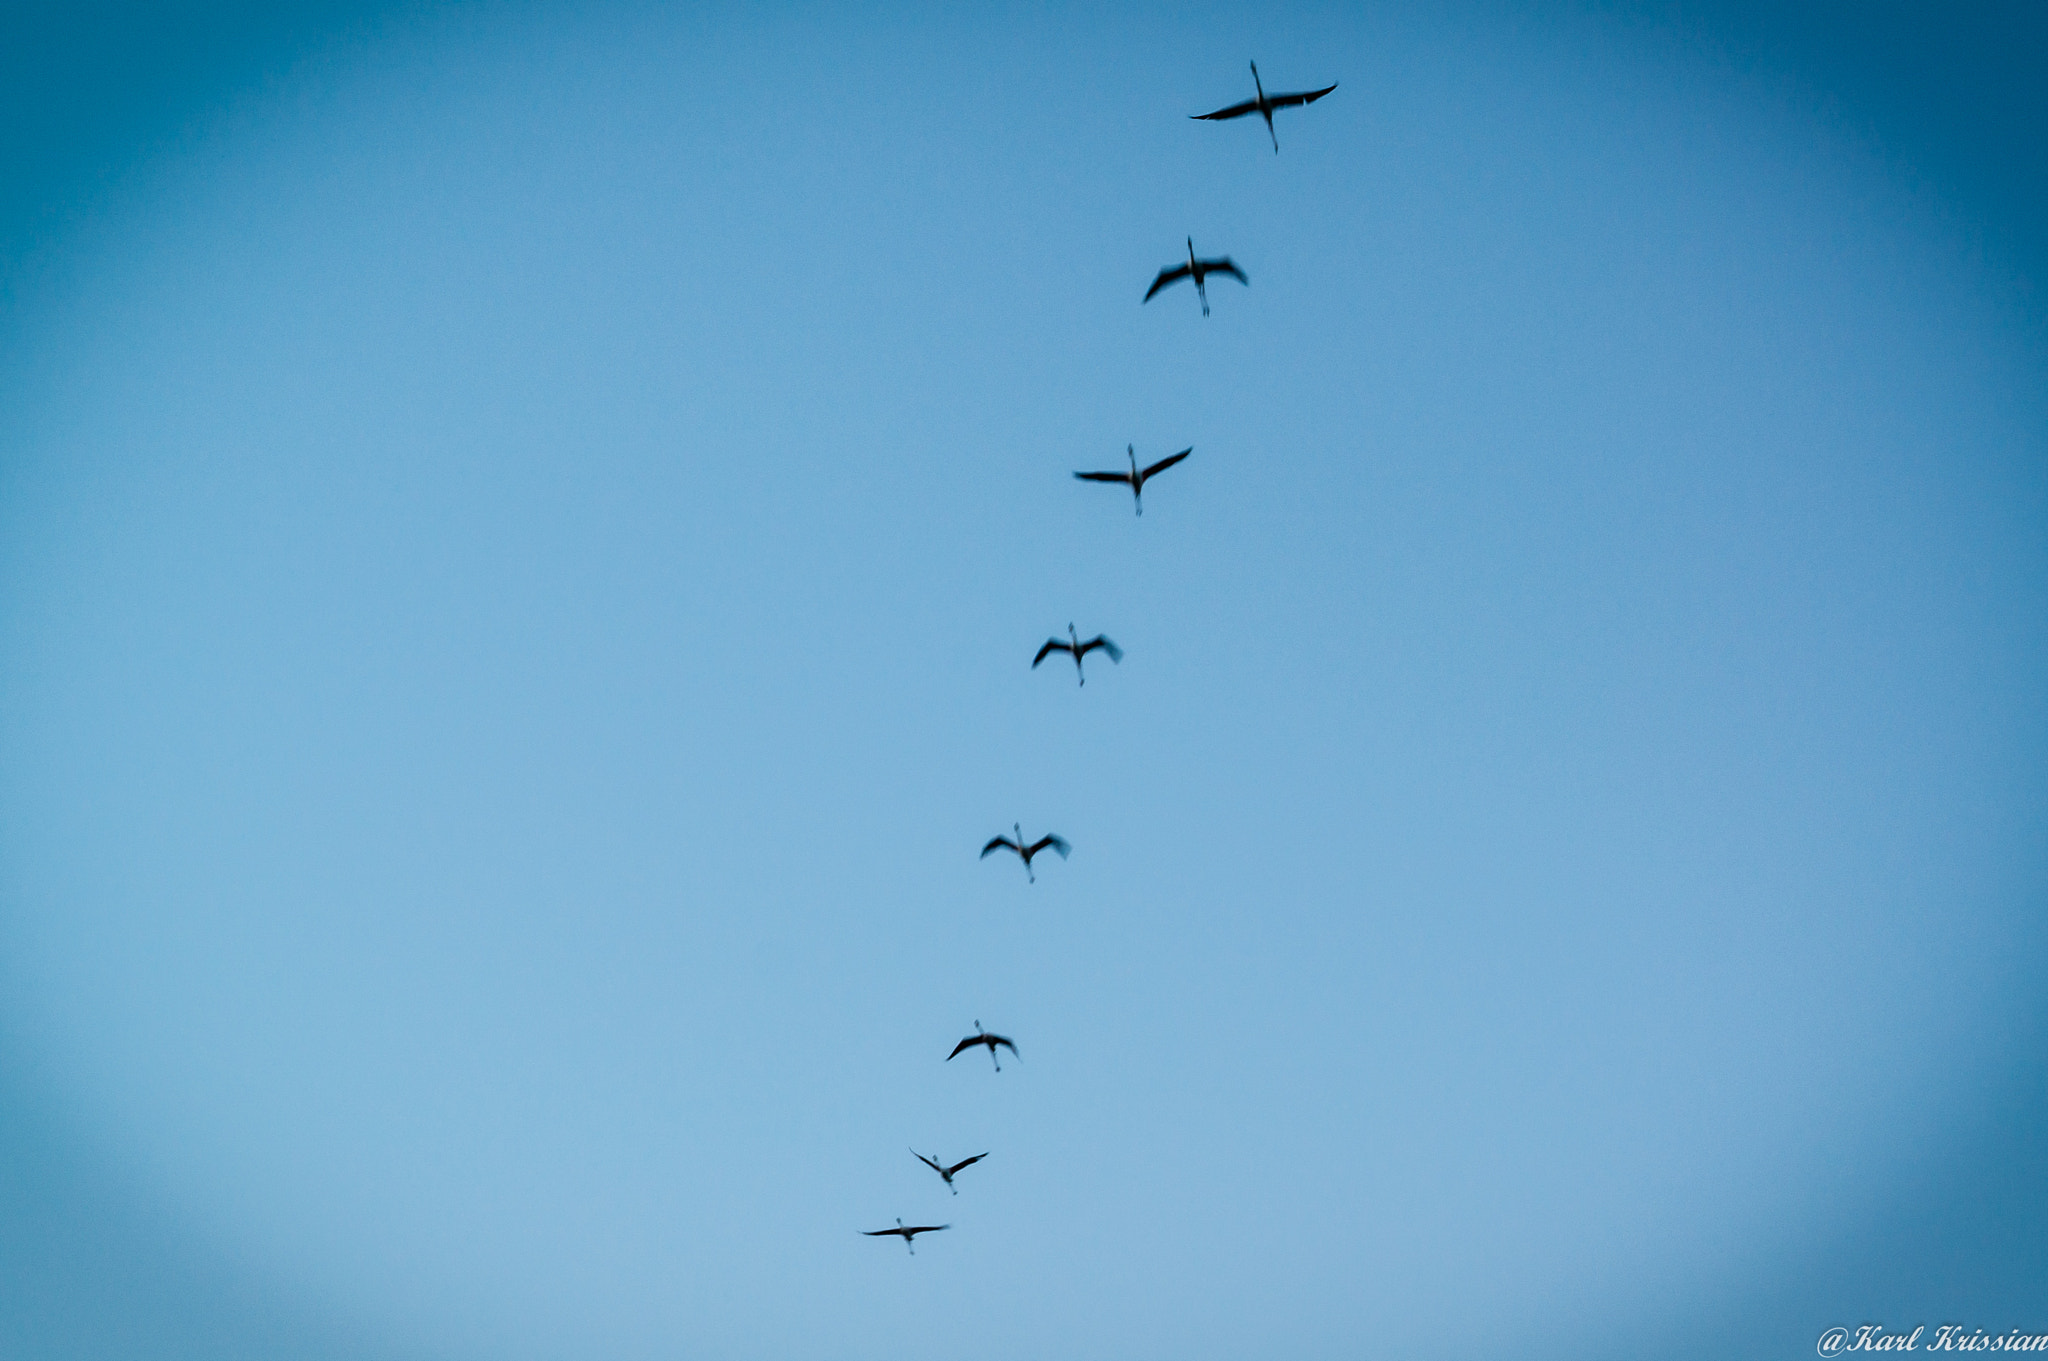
[1191, 60, 1338, 153]
[912, 1149, 989, 1194]
[862, 1218, 950, 1254]
[1034, 623, 1122, 686]
[980, 823, 1070, 883]
[948, 1021, 1018, 1072]
[1143, 238, 1246, 317]
[1074, 444, 1190, 516]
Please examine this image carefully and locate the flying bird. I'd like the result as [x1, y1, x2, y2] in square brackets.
[863, 1218, 950, 1254]
[1034, 623, 1122, 686]
[1144, 238, 1246, 316]
[912, 1149, 989, 1194]
[1074, 444, 1190, 516]
[948, 1021, 1018, 1072]
[1192, 60, 1338, 153]
[980, 823, 1070, 883]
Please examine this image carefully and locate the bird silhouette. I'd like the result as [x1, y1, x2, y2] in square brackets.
[1074, 444, 1191, 516]
[1144, 238, 1246, 316]
[912, 1149, 989, 1194]
[862, 1218, 950, 1254]
[980, 823, 1070, 883]
[1034, 624, 1122, 686]
[948, 1021, 1018, 1072]
[1192, 60, 1338, 153]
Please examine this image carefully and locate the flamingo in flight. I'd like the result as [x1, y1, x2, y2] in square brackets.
[912, 1149, 989, 1194]
[981, 824, 1070, 883]
[1143, 238, 1247, 316]
[863, 1218, 949, 1254]
[1074, 444, 1191, 516]
[1034, 624, 1122, 686]
[1192, 61, 1338, 153]
[948, 1021, 1018, 1072]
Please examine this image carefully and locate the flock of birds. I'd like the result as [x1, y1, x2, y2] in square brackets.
[861, 58, 1336, 1257]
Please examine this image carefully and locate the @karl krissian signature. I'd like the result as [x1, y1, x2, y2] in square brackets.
[1819, 1325, 2048, 1355]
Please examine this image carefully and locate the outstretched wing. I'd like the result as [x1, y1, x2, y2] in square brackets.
[1033, 639, 1068, 667]
[947, 1037, 979, 1060]
[1144, 263, 1193, 302]
[912, 1149, 943, 1174]
[980, 836, 1017, 859]
[1191, 96, 1261, 121]
[945, 1152, 990, 1175]
[1268, 81, 1337, 109]
[1079, 636, 1123, 663]
[1139, 447, 1192, 483]
[1074, 470, 1133, 484]
[1200, 258, 1248, 286]
[904, 1225, 950, 1236]
[862, 1228, 903, 1237]
[1027, 834, 1071, 860]
[988, 1034, 1018, 1055]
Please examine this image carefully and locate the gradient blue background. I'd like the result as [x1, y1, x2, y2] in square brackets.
[1, 3, 2044, 1358]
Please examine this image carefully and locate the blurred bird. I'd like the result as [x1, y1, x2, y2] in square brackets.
[948, 1021, 1018, 1072]
[1034, 623, 1123, 686]
[1144, 238, 1247, 316]
[981, 823, 1070, 883]
[912, 1149, 989, 1194]
[1074, 444, 1191, 516]
[1192, 60, 1338, 152]
[863, 1218, 950, 1254]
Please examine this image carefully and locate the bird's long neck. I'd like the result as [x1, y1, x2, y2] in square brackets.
[1128, 444, 1138, 478]
[1069, 624, 1079, 649]
[1251, 60, 1266, 107]
[1187, 237, 1196, 270]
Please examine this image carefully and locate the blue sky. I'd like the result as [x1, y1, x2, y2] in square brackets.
[1, 4, 2045, 1358]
